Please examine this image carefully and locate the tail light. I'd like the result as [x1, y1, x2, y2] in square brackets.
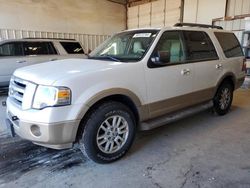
[242, 58, 247, 73]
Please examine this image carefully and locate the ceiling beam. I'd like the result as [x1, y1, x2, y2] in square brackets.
[106, 0, 127, 5]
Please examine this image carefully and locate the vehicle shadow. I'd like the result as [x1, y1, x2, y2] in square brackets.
[0, 102, 246, 185]
[0, 132, 86, 184]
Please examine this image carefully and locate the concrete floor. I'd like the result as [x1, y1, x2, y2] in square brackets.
[0, 79, 250, 188]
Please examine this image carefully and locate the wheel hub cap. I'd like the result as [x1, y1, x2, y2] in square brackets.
[219, 88, 231, 110]
[96, 115, 129, 154]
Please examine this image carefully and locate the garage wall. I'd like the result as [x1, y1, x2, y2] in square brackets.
[0, 0, 126, 35]
[127, 0, 182, 29]
[226, 0, 250, 17]
[183, 0, 226, 24]
[215, 18, 245, 42]
[0, 28, 110, 51]
[213, 0, 250, 42]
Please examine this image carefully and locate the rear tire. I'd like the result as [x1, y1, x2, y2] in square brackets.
[79, 101, 136, 164]
[213, 81, 233, 116]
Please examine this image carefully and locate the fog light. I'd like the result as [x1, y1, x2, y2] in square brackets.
[30, 125, 41, 137]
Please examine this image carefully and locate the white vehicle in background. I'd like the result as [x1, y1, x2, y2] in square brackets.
[241, 30, 250, 76]
[0, 38, 87, 88]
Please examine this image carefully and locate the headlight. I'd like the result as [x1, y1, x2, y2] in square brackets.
[32, 85, 71, 109]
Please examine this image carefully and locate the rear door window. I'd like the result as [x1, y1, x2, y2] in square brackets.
[60, 42, 84, 54]
[24, 42, 57, 56]
[183, 31, 218, 61]
[214, 32, 243, 58]
[0, 42, 23, 56]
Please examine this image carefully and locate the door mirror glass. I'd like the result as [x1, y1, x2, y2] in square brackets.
[151, 51, 170, 65]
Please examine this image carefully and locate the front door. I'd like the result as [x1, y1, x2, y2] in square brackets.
[145, 31, 195, 118]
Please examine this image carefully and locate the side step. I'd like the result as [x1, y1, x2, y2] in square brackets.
[139, 101, 213, 131]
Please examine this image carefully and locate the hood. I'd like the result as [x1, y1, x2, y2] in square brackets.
[14, 58, 122, 85]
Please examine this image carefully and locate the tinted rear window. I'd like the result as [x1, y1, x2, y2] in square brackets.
[183, 31, 218, 61]
[24, 42, 57, 55]
[60, 42, 84, 54]
[214, 32, 243, 58]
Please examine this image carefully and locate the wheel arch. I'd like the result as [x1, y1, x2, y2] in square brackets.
[75, 88, 148, 142]
[214, 73, 236, 96]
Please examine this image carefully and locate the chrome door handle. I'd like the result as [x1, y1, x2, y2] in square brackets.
[216, 64, 223, 69]
[50, 58, 57, 61]
[181, 69, 191, 75]
[16, 60, 26, 63]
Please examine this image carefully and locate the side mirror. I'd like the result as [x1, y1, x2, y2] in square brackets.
[151, 51, 170, 66]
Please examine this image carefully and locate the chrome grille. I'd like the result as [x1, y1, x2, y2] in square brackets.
[9, 77, 27, 106]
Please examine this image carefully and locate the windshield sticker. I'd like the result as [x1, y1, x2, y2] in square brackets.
[133, 33, 152, 38]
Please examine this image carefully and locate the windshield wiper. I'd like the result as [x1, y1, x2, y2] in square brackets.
[99, 54, 121, 62]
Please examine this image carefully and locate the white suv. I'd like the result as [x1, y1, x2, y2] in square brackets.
[0, 38, 87, 88]
[6, 23, 246, 163]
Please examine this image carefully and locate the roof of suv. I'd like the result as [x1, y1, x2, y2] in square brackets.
[123, 23, 227, 33]
[0, 38, 77, 43]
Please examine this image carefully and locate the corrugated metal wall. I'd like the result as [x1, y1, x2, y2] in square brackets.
[183, 0, 226, 24]
[226, 0, 250, 17]
[0, 28, 110, 51]
[0, 0, 126, 36]
[213, 0, 250, 42]
[127, 0, 181, 29]
[214, 19, 245, 42]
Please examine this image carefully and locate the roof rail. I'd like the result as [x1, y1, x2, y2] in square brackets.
[23, 38, 76, 41]
[174, 23, 223, 30]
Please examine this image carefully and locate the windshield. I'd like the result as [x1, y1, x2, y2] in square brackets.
[89, 30, 159, 62]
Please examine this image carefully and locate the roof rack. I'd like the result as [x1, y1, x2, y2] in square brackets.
[23, 38, 76, 41]
[174, 23, 223, 30]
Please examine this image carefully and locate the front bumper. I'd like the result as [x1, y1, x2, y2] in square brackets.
[6, 112, 80, 149]
[6, 99, 81, 150]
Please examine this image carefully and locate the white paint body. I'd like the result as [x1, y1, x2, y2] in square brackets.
[6, 27, 245, 149]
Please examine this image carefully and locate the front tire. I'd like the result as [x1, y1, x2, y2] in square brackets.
[79, 101, 136, 164]
[213, 81, 234, 116]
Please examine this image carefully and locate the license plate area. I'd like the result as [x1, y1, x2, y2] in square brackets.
[7, 111, 20, 127]
[5, 119, 16, 137]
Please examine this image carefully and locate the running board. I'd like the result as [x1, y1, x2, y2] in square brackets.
[139, 101, 213, 131]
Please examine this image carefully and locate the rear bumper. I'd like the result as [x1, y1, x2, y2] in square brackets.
[247, 68, 250, 76]
[235, 77, 245, 89]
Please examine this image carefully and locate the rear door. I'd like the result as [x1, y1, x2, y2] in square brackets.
[185, 30, 221, 104]
[145, 30, 195, 118]
[0, 42, 25, 86]
[214, 32, 245, 83]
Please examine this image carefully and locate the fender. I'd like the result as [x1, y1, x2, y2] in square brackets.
[76, 88, 150, 122]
